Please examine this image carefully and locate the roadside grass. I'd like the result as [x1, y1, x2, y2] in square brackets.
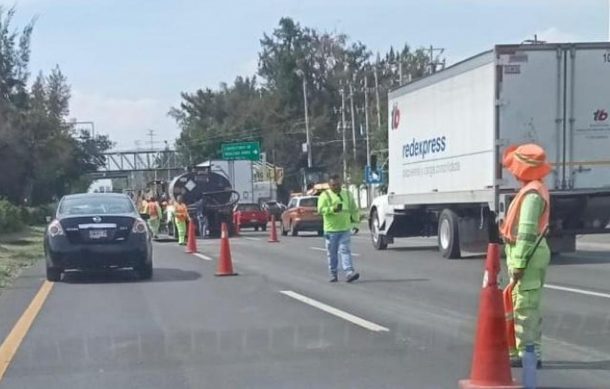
[0, 226, 45, 289]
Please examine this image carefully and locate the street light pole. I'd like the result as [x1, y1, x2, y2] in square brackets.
[340, 87, 348, 182]
[296, 69, 312, 168]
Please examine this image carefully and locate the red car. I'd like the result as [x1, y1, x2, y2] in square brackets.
[234, 203, 268, 231]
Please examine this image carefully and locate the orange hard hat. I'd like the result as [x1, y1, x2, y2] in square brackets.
[502, 143, 552, 181]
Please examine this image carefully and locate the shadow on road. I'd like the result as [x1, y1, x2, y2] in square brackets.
[550, 252, 610, 265]
[542, 360, 610, 370]
[62, 267, 201, 284]
[356, 278, 430, 284]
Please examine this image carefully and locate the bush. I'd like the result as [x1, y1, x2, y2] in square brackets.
[23, 203, 56, 225]
[0, 199, 25, 233]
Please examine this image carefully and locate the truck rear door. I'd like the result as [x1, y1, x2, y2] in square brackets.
[496, 45, 564, 190]
[565, 44, 610, 189]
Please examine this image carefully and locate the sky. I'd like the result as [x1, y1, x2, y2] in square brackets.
[11, 0, 610, 150]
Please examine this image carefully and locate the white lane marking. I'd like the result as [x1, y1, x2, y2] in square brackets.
[576, 241, 610, 250]
[309, 247, 360, 257]
[244, 237, 261, 241]
[194, 253, 212, 261]
[279, 290, 389, 332]
[545, 284, 610, 299]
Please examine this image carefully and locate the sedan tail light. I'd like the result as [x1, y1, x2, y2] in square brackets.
[132, 219, 148, 234]
[48, 220, 64, 237]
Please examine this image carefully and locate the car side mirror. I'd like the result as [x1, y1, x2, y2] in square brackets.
[45, 216, 52, 223]
[140, 213, 150, 220]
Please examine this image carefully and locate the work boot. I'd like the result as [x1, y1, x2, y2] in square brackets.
[329, 274, 338, 283]
[346, 272, 360, 283]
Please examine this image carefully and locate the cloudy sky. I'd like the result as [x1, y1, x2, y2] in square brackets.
[13, 0, 610, 150]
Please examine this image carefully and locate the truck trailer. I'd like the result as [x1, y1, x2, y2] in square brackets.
[369, 42, 610, 258]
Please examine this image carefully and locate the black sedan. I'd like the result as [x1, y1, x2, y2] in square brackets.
[44, 193, 153, 281]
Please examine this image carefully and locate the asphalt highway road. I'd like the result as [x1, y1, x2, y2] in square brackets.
[0, 227, 609, 388]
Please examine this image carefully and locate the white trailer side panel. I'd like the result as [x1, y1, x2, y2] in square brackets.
[566, 46, 610, 189]
[388, 58, 496, 200]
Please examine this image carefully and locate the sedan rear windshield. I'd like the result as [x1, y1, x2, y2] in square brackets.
[59, 197, 136, 215]
[299, 198, 318, 207]
[237, 204, 261, 212]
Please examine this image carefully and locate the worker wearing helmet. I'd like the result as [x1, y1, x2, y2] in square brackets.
[500, 143, 552, 368]
[174, 195, 189, 245]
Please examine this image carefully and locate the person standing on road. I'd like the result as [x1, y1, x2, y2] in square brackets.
[174, 195, 189, 246]
[145, 196, 162, 240]
[317, 174, 361, 283]
[195, 195, 208, 239]
[500, 143, 552, 368]
[165, 199, 176, 236]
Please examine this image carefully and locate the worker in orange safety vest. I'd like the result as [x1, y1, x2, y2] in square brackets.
[500, 143, 551, 368]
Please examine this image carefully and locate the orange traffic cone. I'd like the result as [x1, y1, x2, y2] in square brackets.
[186, 221, 197, 254]
[503, 281, 517, 351]
[233, 213, 241, 236]
[215, 222, 237, 276]
[268, 215, 279, 243]
[459, 243, 521, 389]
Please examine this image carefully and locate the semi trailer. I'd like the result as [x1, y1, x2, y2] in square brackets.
[369, 42, 610, 258]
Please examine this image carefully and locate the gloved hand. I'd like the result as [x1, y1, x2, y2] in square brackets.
[333, 203, 343, 213]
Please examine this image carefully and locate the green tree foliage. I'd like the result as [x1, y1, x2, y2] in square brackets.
[0, 7, 112, 205]
[171, 17, 437, 189]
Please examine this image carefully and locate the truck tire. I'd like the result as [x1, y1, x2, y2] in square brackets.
[370, 209, 388, 250]
[438, 209, 461, 259]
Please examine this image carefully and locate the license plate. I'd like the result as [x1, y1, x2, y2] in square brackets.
[89, 230, 108, 239]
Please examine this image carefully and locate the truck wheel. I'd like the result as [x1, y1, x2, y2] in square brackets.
[261, 224, 267, 232]
[370, 209, 388, 250]
[438, 209, 461, 259]
[254, 226, 259, 231]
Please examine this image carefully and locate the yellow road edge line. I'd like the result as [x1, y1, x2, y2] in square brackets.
[0, 280, 54, 381]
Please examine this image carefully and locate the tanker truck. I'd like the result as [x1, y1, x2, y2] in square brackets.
[169, 165, 240, 237]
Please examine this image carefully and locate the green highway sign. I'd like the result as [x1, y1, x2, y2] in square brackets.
[221, 142, 261, 161]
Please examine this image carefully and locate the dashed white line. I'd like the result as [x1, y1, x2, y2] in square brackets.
[193, 253, 212, 261]
[244, 237, 261, 241]
[279, 290, 389, 332]
[545, 284, 610, 299]
[309, 247, 360, 257]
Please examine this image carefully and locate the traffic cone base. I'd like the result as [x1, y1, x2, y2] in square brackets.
[215, 222, 238, 276]
[459, 243, 521, 389]
[268, 215, 279, 243]
[186, 221, 197, 254]
[458, 380, 521, 389]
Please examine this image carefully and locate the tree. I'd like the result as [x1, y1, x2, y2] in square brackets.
[171, 17, 442, 190]
[0, 6, 113, 205]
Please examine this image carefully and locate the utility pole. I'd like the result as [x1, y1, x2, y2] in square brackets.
[147, 129, 156, 151]
[349, 81, 357, 172]
[340, 87, 348, 182]
[146, 129, 157, 181]
[373, 64, 382, 131]
[364, 75, 371, 169]
[364, 74, 372, 207]
[428, 45, 446, 74]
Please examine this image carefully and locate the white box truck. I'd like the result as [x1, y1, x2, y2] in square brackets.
[369, 42, 610, 258]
